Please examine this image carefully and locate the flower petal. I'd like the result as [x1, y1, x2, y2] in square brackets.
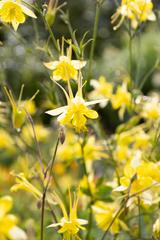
[84, 109, 98, 119]
[85, 99, 108, 106]
[71, 60, 86, 70]
[46, 106, 67, 116]
[44, 61, 59, 70]
[20, 4, 37, 18]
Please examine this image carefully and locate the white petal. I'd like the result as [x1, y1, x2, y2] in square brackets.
[46, 106, 67, 116]
[44, 61, 59, 70]
[47, 222, 62, 228]
[85, 99, 108, 106]
[90, 79, 99, 89]
[8, 226, 27, 240]
[77, 219, 88, 225]
[20, 5, 37, 18]
[59, 56, 70, 62]
[148, 12, 156, 21]
[71, 60, 86, 70]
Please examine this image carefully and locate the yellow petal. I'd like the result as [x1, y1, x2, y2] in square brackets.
[0, 196, 13, 218]
[84, 109, 98, 119]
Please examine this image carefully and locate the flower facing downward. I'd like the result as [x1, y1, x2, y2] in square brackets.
[0, 0, 37, 31]
[48, 190, 88, 240]
[44, 40, 86, 81]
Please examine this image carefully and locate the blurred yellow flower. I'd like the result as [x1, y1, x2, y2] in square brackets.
[112, 0, 156, 30]
[22, 123, 50, 143]
[89, 76, 112, 107]
[115, 160, 160, 205]
[48, 190, 88, 240]
[0, 195, 27, 240]
[93, 201, 127, 234]
[141, 100, 160, 120]
[0, 129, 15, 152]
[44, 40, 86, 81]
[111, 83, 131, 110]
[11, 173, 42, 199]
[0, 0, 37, 31]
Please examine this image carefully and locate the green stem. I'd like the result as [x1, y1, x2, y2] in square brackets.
[87, 1, 101, 83]
[40, 137, 59, 240]
[138, 197, 142, 239]
[80, 139, 93, 240]
[100, 201, 125, 240]
[42, 17, 59, 52]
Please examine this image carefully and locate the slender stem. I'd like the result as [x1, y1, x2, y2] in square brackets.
[40, 137, 59, 240]
[42, 17, 59, 52]
[129, 24, 134, 89]
[80, 139, 93, 240]
[138, 197, 142, 239]
[87, 1, 101, 83]
[25, 110, 44, 174]
[40, 191, 46, 240]
[100, 202, 125, 240]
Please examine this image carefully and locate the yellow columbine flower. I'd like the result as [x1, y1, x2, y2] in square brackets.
[44, 40, 86, 81]
[111, 83, 131, 110]
[93, 201, 128, 234]
[89, 76, 113, 107]
[112, 0, 156, 30]
[111, 83, 131, 119]
[48, 190, 88, 240]
[0, 0, 37, 31]
[0, 195, 27, 240]
[46, 74, 106, 132]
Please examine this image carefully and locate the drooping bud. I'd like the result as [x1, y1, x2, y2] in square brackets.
[59, 125, 65, 144]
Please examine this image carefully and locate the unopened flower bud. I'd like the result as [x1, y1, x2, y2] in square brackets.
[59, 126, 65, 144]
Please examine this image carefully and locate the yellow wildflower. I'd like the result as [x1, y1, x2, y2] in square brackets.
[0, 128, 15, 152]
[46, 74, 106, 132]
[48, 190, 88, 240]
[115, 160, 160, 205]
[89, 76, 113, 107]
[111, 83, 131, 110]
[44, 40, 86, 81]
[0, 0, 37, 31]
[141, 100, 160, 120]
[93, 201, 127, 234]
[112, 0, 156, 30]
[0, 195, 27, 240]
[22, 123, 50, 143]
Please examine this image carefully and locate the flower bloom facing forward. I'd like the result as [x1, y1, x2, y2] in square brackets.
[46, 73, 107, 132]
[0, 0, 37, 31]
[112, 0, 156, 30]
[48, 190, 88, 240]
[44, 40, 86, 81]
